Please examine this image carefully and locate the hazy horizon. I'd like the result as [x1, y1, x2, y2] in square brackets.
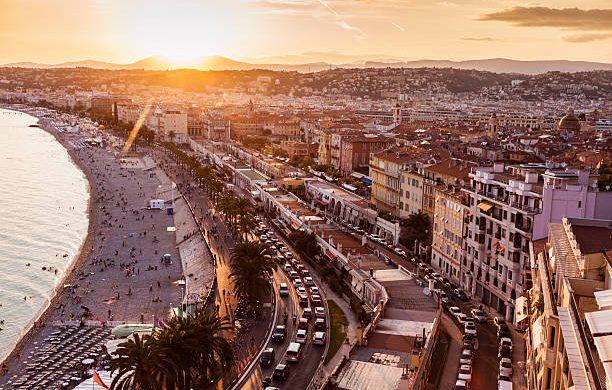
[1, 0, 611, 65]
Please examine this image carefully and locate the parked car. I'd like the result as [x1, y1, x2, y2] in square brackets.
[315, 306, 326, 319]
[464, 322, 477, 337]
[271, 325, 287, 342]
[293, 279, 303, 288]
[499, 337, 513, 351]
[311, 294, 322, 306]
[273, 364, 289, 381]
[394, 247, 407, 257]
[456, 313, 469, 324]
[448, 306, 461, 317]
[295, 329, 308, 344]
[313, 331, 326, 345]
[283, 263, 292, 273]
[499, 357, 513, 376]
[459, 349, 472, 365]
[304, 276, 314, 286]
[296, 286, 307, 295]
[458, 364, 472, 382]
[498, 346, 512, 360]
[453, 289, 469, 301]
[470, 309, 487, 323]
[289, 271, 299, 279]
[454, 379, 468, 390]
[260, 348, 275, 367]
[315, 318, 326, 331]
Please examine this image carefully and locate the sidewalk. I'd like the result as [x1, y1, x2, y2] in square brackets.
[437, 313, 462, 390]
[320, 283, 359, 372]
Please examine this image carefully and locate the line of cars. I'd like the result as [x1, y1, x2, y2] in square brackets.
[339, 221, 410, 259]
[255, 217, 327, 389]
[441, 299, 489, 390]
[494, 317, 514, 389]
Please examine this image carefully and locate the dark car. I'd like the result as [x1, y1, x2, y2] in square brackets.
[271, 325, 287, 342]
[453, 289, 469, 301]
[260, 348, 275, 367]
[315, 318, 326, 331]
[298, 317, 309, 330]
[498, 346, 512, 360]
[273, 363, 289, 381]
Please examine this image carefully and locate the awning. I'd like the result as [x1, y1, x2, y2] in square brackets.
[477, 201, 493, 213]
[325, 250, 337, 261]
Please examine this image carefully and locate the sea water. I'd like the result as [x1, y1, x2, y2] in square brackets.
[0, 108, 89, 362]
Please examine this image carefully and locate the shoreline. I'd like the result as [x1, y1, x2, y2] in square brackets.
[0, 109, 98, 367]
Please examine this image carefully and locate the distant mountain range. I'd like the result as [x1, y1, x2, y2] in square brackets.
[3, 55, 612, 74]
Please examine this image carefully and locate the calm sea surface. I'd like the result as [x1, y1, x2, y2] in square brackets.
[0, 108, 89, 362]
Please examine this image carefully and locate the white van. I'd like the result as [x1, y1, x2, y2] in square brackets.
[279, 283, 289, 297]
[285, 342, 301, 363]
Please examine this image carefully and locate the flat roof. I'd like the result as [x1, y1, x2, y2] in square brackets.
[557, 307, 591, 389]
[585, 309, 612, 336]
[594, 289, 612, 310]
[336, 360, 404, 390]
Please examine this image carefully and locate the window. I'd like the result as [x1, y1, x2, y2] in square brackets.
[549, 326, 555, 348]
[578, 200, 582, 208]
[507, 270, 513, 281]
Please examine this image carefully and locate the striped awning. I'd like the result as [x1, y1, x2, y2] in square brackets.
[477, 201, 493, 213]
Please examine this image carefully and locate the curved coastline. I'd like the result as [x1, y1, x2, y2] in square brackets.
[0, 108, 97, 367]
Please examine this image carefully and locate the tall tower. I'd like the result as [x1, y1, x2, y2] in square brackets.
[393, 102, 402, 125]
[488, 113, 499, 138]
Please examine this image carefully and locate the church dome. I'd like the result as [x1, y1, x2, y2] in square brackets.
[558, 108, 581, 131]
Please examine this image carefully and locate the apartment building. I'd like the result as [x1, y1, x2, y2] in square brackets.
[420, 159, 473, 221]
[187, 110, 204, 137]
[431, 187, 467, 285]
[317, 129, 332, 165]
[463, 163, 612, 321]
[330, 130, 360, 171]
[338, 134, 393, 175]
[399, 170, 424, 217]
[271, 117, 302, 141]
[528, 218, 612, 390]
[116, 103, 141, 126]
[159, 110, 188, 142]
[370, 147, 421, 216]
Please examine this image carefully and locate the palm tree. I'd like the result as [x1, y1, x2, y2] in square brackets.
[230, 242, 275, 313]
[237, 213, 256, 241]
[109, 334, 174, 390]
[155, 312, 234, 388]
[110, 312, 234, 390]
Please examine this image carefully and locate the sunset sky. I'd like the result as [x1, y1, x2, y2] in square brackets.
[1, 0, 611, 64]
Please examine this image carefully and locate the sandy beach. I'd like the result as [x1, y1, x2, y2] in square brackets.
[0, 110, 187, 385]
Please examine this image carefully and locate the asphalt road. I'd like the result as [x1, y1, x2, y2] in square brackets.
[239, 225, 325, 390]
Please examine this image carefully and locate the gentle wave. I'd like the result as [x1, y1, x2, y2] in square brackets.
[0, 108, 89, 361]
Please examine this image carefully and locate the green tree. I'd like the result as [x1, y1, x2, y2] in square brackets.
[109, 334, 174, 390]
[229, 241, 275, 313]
[289, 230, 320, 259]
[399, 212, 432, 250]
[110, 312, 234, 390]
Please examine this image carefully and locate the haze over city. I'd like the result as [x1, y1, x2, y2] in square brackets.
[1, 0, 612, 65]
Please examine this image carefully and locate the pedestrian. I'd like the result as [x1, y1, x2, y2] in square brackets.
[149, 284, 153, 292]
